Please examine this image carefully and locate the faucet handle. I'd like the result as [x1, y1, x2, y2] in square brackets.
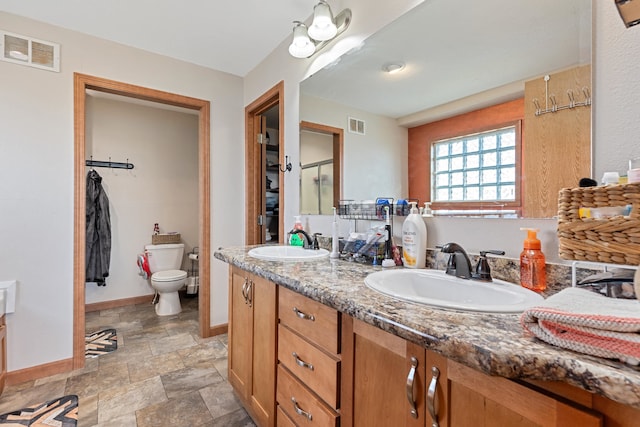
[472, 250, 505, 281]
[312, 233, 322, 250]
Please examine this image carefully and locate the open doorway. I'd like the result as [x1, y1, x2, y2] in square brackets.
[245, 82, 284, 245]
[73, 73, 211, 369]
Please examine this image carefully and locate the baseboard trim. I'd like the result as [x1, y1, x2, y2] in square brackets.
[85, 295, 154, 312]
[7, 358, 73, 386]
[210, 323, 228, 336]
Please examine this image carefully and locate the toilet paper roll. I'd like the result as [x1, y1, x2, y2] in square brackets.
[189, 253, 199, 261]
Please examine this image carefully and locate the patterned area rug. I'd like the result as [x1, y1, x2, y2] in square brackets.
[0, 394, 78, 426]
[85, 328, 117, 358]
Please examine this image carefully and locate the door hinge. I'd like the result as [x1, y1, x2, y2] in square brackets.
[257, 214, 264, 226]
[257, 133, 265, 144]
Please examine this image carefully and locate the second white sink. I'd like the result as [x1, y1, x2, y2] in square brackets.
[248, 245, 330, 262]
[364, 269, 544, 313]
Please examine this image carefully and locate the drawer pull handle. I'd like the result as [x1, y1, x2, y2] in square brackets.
[293, 307, 315, 321]
[427, 366, 440, 427]
[291, 397, 312, 421]
[241, 277, 249, 303]
[293, 352, 314, 371]
[406, 356, 419, 419]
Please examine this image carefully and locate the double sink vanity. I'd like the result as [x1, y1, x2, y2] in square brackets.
[215, 245, 640, 427]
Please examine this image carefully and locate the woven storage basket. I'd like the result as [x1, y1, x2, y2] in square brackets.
[557, 183, 640, 265]
[151, 233, 181, 245]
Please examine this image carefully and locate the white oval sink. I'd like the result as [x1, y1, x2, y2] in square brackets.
[364, 269, 544, 313]
[248, 245, 330, 261]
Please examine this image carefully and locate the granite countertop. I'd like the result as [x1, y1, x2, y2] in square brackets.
[214, 246, 640, 409]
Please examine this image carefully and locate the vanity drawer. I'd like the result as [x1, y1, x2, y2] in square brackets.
[278, 324, 340, 409]
[279, 286, 339, 354]
[277, 405, 297, 427]
[277, 364, 339, 427]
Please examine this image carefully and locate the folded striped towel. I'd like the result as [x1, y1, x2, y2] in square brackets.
[520, 287, 640, 365]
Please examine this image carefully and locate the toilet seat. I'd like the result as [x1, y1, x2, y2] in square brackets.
[151, 270, 187, 282]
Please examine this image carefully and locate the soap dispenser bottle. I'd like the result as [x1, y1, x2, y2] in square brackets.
[520, 228, 546, 292]
[402, 202, 427, 268]
[289, 216, 304, 247]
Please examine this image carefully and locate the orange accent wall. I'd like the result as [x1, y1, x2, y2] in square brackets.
[407, 99, 524, 205]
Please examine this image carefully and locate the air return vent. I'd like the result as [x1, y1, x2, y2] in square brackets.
[1, 30, 60, 72]
[348, 116, 365, 135]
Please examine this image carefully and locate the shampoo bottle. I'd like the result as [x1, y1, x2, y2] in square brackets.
[289, 216, 304, 247]
[402, 202, 427, 268]
[520, 228, 546, 292]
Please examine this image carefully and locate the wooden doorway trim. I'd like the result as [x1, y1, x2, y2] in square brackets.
[245, 81, 284, 245]
[73, 73, 211, 369]
[300, 120, 344, 207]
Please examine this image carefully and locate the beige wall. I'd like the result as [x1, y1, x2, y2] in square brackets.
[0, 11, 243, 371]
[85, 96, 199, 304]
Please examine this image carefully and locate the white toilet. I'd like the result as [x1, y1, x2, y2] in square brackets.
[144, 243, 188, 316]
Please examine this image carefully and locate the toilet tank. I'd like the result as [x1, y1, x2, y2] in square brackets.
[144, 243, 184, 273]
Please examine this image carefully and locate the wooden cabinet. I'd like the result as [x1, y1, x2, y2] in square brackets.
[425, 350, 602, 427]
[228, 266, 277, 427]
[276, 286, 341, 426]
[341, 316, 426, 427]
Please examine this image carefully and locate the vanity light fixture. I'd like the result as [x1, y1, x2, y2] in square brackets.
[288, 1, 352, 59]
[616, 0, 640, 28]
[383, 62, 405, 74]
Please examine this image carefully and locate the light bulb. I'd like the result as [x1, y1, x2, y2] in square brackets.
[308, 1, 338, 41]
[288, 22, 316, 58]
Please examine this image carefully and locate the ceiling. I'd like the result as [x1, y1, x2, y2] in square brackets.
[0, 0, 317, 77]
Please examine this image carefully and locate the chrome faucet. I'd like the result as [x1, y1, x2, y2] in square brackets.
[438, 242, 473, 279]
[289, 229, 320, 249]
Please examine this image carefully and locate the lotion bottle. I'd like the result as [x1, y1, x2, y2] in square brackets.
[520, 228, 546, 292]
[402, 202, 427, 268]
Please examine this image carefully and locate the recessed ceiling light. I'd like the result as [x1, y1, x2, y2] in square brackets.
[382, 62, 405, 74]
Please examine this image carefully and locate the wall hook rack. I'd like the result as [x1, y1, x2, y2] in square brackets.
[86, 156, 134, 170]
[532, 75, 591, 117]
[279, 155, 292, 173]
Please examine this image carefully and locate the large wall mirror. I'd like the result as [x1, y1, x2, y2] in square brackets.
[299, 0, 591, 218]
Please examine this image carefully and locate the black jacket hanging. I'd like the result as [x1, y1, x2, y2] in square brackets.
[86, 170, 111, 286]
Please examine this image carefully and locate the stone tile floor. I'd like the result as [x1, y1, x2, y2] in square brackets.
[0, 294, 255, 426]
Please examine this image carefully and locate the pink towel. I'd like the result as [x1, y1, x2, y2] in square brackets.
[520, 287, 640, 365]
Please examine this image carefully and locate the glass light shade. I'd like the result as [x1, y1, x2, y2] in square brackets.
[288, 22, 316, 58]
[308, 1, 337, 41]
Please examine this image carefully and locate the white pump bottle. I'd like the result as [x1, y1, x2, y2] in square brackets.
[401, 202, 427, 268]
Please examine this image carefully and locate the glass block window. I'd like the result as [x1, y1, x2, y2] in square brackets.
[432, 126, 517, 203]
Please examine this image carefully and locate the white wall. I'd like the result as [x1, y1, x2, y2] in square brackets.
[0, 11, 243, 371]
[85, 96, 199, 304]
[593, 1, 640, 179]
[300, 95, 407, 200]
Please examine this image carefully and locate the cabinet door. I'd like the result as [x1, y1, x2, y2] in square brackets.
[228, 267, 253, 401]
[228, 267, 278, 427]
[342, 317, 426, 427]
[250, 273, 277, 427]
[426, 350, 602, 427]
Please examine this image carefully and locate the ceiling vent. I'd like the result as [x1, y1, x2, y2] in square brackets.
[1, 30, 60, 72]
[348, 117, 365, 135]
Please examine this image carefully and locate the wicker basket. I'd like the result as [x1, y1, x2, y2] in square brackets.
[151, 233, 181, 245]
[557, 183, 640, 265]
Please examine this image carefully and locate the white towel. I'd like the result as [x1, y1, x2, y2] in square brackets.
[520, 287, 640, 365]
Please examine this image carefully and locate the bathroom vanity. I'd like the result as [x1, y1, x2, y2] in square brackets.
[216, 247, 640, 427]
